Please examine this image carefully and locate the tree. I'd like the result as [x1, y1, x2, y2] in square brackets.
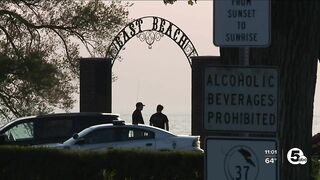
[0, 0, 129, 123]
[220, 1, 320, 180]
[163, 0, 197, 6]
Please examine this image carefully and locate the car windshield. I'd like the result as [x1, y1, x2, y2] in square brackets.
[63, 126, 97, 145]
[77, 126, 96, 137]
[155, 128, 176, 136]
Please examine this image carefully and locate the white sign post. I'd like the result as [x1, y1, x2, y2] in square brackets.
[204, 66, 278, 133]
[214, 0, 271, 47]
[205, 137, 279, 180]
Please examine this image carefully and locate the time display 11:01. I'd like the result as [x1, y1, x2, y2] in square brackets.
[265, 150, 277, 155]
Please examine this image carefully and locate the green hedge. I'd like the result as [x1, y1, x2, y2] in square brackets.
[0, 146, 203, 180]
[313, 158, 320, 180]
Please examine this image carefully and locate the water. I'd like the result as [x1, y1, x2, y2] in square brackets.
[120, 113, 191, 135]
[121, 113, 320, 136]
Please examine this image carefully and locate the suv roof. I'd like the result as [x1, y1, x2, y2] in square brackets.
[0, 112, 120, 131]
[34, 112, 120, 118]
[26, 112, 119, 118]
[12, 112, 119, 121]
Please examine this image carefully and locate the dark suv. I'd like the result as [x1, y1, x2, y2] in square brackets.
[0, 112, 120, 145]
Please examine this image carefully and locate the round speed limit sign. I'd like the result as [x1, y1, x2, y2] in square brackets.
[224, 145, 259, 180]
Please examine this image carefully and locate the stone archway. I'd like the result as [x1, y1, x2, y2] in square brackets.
[80, 16, 199, 113]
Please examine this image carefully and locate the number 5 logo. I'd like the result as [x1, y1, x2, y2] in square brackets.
[287, 148, 307, 165]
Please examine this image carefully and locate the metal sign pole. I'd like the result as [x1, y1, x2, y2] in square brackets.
[240, 47, 250, 138]
[239, 47, 250, 66]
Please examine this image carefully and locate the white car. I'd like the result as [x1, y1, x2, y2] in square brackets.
[58, 121, 203, 152]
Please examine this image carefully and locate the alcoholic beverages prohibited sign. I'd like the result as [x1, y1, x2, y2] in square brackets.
[204, 66, 278, 133]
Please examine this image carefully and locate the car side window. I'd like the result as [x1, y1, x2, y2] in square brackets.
[83, 128, 118, 144]
[38, 119, 73, 139]
[5, 122, 34, 141]
[124, 128, 155, 141]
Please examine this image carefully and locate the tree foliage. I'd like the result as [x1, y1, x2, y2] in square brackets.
[163, 0, 197, 6]
[0, 0, 129, 122]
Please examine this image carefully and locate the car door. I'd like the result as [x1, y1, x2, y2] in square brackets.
[113, 127, 156, 150]
[37, 117, 73, 144]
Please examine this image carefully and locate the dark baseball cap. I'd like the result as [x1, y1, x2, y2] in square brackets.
[136, 102, 145, 107]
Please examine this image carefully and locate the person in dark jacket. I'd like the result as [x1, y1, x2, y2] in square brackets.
[132, 102, 145, 124]
[149, 104, 169, 131]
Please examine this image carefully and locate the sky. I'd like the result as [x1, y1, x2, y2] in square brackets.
[75, 1, 320, 123]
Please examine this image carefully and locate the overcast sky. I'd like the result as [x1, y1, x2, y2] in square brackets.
[76, 1, 320, 119]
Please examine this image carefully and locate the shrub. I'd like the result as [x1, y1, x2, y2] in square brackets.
[0, 146, 203, 180]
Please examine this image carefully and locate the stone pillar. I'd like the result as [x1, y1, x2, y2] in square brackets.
[80, 58, 112, 113]
[191, 56, 222, 147]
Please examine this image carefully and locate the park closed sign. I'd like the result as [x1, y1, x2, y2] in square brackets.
[214, 0, 271, 47]
[204, 66, 278, 133]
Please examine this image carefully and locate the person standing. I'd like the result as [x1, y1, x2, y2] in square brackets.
[149, 104, 169, 131]
[132, 102, 145, 125]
